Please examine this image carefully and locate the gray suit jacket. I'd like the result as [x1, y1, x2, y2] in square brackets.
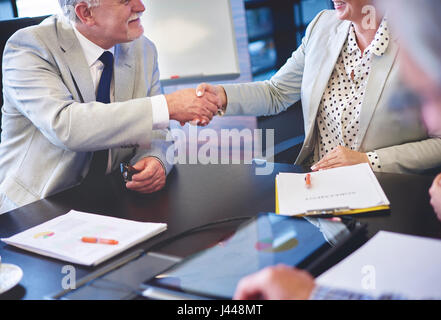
[0, 15, 173, 209]
[223, 10, 441, 174]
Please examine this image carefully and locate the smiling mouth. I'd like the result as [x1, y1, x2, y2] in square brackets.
[128, 13, 142, 24]
[333, 1, 346, 9]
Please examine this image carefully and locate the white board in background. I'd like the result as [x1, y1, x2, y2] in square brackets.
[141, 0, 240, 85]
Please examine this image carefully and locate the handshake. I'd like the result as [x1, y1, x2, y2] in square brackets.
[165, 83, 227, 126]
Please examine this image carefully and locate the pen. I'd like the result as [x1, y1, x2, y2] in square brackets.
[305, 173, 312, 189]
[81, 237, 119, 245]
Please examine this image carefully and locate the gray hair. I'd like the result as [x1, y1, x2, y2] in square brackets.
[58, 0, 101, 22]
[380, 0, 441, 88]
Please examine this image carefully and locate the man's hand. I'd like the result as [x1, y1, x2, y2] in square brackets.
[166, 87, 222, 126]
[125, 157, 166, 194]
[181, 83, 228, 126]
[429, 173, 441, 222]
[233, 265, 316, 300]
[195, 83, 227, 110]
[311, 146, 370, 171]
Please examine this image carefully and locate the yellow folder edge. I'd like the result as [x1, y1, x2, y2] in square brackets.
[275, 177, 389, 216]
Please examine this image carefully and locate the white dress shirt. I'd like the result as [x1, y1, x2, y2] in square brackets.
[310, 19, 390, 170]
[72, 26, 169, 173]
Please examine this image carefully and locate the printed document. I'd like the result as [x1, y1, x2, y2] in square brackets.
[276, 163, 389, 215]
[1, 210, 167, 266]
[317, 231, 441, 299]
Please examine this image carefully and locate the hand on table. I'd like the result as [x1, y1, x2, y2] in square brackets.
[311, 146, 370, 171]
[125, 157, 166, 194]
[429, 173, 441, 222]
[233, 264, 316, 300]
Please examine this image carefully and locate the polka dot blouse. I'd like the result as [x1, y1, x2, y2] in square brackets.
[310, 18, 390, 171]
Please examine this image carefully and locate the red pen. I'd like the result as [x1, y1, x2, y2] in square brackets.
[81, 237, 119, 245]
[305, 173, 312, 189]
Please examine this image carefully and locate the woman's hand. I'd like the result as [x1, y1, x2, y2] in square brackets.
[311, 146, 370, 171]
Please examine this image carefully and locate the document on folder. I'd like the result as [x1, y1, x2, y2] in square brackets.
[276, 163, 390, 216]
[1, 210, 167, 266]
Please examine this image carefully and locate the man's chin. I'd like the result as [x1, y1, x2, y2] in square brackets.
[126, 28, 144, 42]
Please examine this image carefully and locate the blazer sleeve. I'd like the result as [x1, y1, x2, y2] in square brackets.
[130, 129, 174, 175]
[222, 10, 327, 116]
[375, 137, 441, 174]
[129, 40, 174, 175]
[2, 28, 154, 152]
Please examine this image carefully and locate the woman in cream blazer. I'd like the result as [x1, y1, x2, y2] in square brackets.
[206, 5, 441, 174]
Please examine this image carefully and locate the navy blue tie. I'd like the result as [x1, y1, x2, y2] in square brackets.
[96, 51, 113, 104]
[88, 51, 114, 178]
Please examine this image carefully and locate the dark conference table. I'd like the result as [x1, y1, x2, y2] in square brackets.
[1, 162, 441, 299]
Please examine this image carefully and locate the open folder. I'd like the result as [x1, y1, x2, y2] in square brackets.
[275, 163, 390, 216]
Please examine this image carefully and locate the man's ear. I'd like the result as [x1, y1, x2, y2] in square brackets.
[75, 2, 95, 26]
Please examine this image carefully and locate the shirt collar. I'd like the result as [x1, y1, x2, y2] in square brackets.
[367, 18, 390, 57]
[72, 24, 115, 67]
[346, 25, 359, 55]
[347, 17, 390, 57]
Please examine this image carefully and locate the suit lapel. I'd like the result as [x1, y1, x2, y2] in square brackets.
[57, 18, 96, 103]
[357, 40, 399, 146]
[114, 43, 135, 102]
[307, 21, 351, 126]
[297, 20, 351, 164]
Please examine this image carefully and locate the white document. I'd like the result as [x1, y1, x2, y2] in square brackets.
[276, 163, 389, 215]
[1, 210, 167, 266]
[317, 231, 441, 299]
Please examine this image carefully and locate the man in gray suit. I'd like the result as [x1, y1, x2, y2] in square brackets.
[0, 0, 221, 213]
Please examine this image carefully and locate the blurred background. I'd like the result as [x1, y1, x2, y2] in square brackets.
[1, 0, 332, 81]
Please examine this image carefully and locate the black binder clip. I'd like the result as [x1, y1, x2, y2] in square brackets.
[120, 162, 140, 182]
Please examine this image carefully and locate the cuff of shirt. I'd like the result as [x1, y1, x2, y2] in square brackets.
[367, 151, 382, 171]
[151, 95, 170, 130]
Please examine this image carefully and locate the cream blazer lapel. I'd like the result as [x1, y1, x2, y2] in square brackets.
[110, 44, 136, 169]
[114, 43, 135, 102]
[356, 39, 399, 148]
[302, 20, 351, 151]
[57, 20, 96, 103]
[58, 21, 136, 103]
